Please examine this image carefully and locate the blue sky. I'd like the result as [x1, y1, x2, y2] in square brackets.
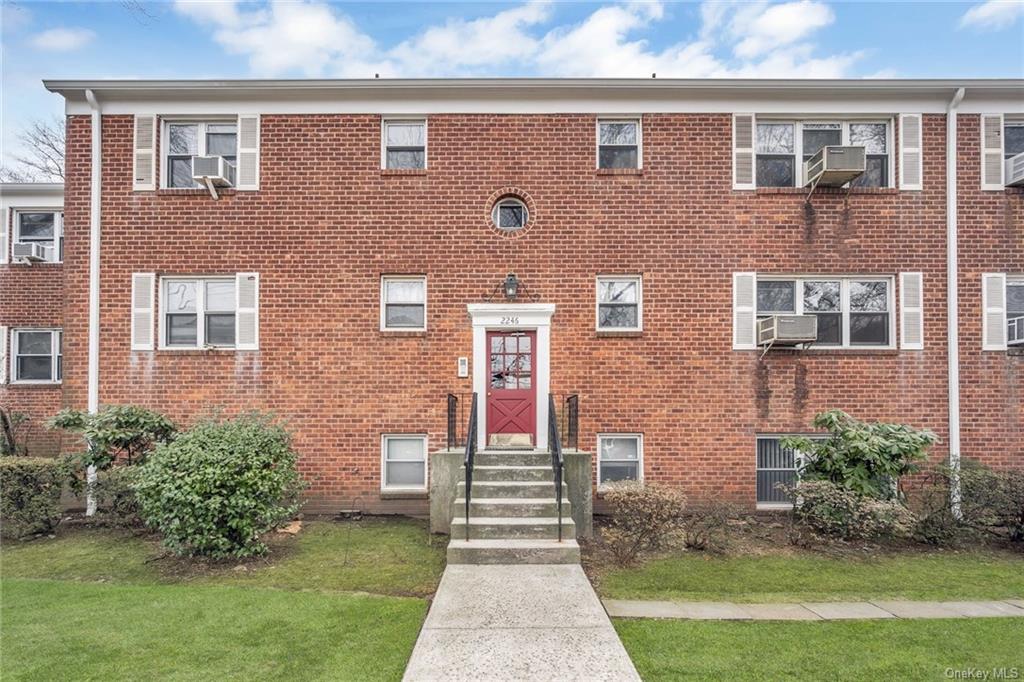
[2, 0, 1023, 174]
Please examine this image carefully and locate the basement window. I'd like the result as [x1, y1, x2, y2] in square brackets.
[382, 435, 427, 491]
[756, 436, 809, 507]
[597, 434, 642, 486]
[160, 277, 236, 349]
[381, 276, 427, 331]
[11, 329, 62, 384]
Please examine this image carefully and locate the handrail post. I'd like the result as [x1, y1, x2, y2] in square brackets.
[463, 393, 478, 542]
[547, 393, 564, 543]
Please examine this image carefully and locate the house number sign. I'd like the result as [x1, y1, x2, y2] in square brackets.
[500, 316, 520, 325]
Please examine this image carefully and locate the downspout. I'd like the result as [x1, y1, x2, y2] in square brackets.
[946, 86, 965, 517]
[85, 88, 102, 516]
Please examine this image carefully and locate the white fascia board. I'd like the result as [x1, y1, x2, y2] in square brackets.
[0, 185, 64, 216]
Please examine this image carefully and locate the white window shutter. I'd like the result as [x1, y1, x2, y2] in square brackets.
[236, 115, 260, 190]
[1, 209, 8, 264]
[899, 114, 923, 190]
[981, 114, 1004, 190]
[236, 272, 259, 350]
[0, 325, 8, 384]
[131, 273, 155, 350]
[733, 114, 756, 190]
[133, 115, 156, 191]
[900, 272, 924, 350]
[982, 273, 1007, 351]
[733, 272, 757, 349]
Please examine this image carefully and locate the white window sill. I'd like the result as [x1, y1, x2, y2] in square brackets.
[756, 503, 793, 511]
[9, 380, 62, 386]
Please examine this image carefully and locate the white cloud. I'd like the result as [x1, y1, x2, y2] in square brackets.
[959, 0, 1024, 30]
[174, 0, 862, 80]
[29, 27, 96, 51]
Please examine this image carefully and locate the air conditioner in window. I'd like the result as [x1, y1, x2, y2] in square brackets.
[758, 315, 818, 347]
[803, 145, 866, 188]
[1006, 152, 1024, 187]
[191, 155, 236, 187]
[12, 242, 50, 262]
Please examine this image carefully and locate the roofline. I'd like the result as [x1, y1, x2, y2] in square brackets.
[42, 77, 1024, 94]
[0, 182, 64, 194]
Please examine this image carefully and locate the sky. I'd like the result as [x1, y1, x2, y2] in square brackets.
[2, 0, 1023, 175]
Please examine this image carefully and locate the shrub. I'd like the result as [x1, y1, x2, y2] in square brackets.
[679, 501, 735, 551]
[601, 482, 686, 565]
[783, 410, 937, 499]
[93, 467, 143, 527]
[788, 479, 916, 541]
[0, 457, 67, 539]
[960, 461, 1024, 543]
[48, 405, 176, 470]
[1, 408, 33, 457]
[905, 468, 962, 546]
[134, 413, 303, 558]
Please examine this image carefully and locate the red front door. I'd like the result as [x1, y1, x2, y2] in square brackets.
[486, 330, 536, 446]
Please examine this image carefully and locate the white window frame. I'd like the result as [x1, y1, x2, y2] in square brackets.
[597, 433, 643, 488]
[10, 328, 62, 385]
[755, 118, 895, 189]
[1008, 276, 1024, 347]
[160, 118, 238, 189]
[380, 434, 428, 492]
[596, 117, 642, 170]
[158, 276, 237, 350]
[381, 117, 428, 170]
[380, 275, 427, 332]
[13, 209, 63, 263]
[756, 275, 896, 349]
[595, 275, 643, 333]
[1005, 115, 1024, 161]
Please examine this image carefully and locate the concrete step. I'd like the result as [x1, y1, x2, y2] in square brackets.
[453, 497, 572, 518]
[449, 516, 577, 540]
[446, 538, 581, 565]
[456, 480, 566, 499]
[464, 465, 554, 483]
[474, 452, 553, 467]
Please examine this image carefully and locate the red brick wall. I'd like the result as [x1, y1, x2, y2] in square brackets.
[56, 111, 1020, 513]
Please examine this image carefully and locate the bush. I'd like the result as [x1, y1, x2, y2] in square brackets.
[601, 483, 686, 565]
[905, 468, 962, 546]
[0, 457, 67, 539]
[788, 479, 916, 541]
[679, 501, 735, 551]
[92, 467, 143, 527]
[783, 410, 937, 499]
[960, 461, 1024, 542]
[1, 408, 33, 457]
[134, 413, 303, 558]
[48, 405, 176, 470]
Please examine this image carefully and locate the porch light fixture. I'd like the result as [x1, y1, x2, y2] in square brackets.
[504, 273, 520, 300]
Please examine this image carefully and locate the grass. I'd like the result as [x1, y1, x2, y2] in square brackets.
[2, 579, 426, 682]
[1, 518, 445, 681]
[615, 618, 1024, 681]
[594, 552, 1024, 603]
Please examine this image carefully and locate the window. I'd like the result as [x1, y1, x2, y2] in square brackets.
[756, 276, 893, 348]
[597, 119, 640, 169]
[596, 276, 642, 331]
[382, 435, 427, 490]
[11, 329, 61, 383]
[491, 198, 528, 232]
[757, 120, 891, 188]
[1008, 279, 1024, 346]
[161, 277, 236, 348]
[1005, 116, 1024, 161]
[14, 211, 63, 262]
[756, 436, 808, 507]
[164, 121, 237, 188]
[598, 434, 642, 486]
[383, 119, 426, 169]
[381, 276, 426, 331]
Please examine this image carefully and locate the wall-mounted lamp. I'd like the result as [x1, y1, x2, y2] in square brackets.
[504, 273, 520, 300]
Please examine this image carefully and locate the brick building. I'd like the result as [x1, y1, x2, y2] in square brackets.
[3, 78, 1022, 518]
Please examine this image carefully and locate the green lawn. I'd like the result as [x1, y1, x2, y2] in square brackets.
[616, 618, 1024, 681]
[1, 518, 444, 681]
[595, 552, 1024, 603]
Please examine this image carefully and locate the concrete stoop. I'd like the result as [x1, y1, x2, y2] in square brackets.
[446, 449, 580, 565]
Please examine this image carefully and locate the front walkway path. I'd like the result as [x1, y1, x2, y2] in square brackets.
[603, 598, 1024, 621]
[403, 565, 641, 681]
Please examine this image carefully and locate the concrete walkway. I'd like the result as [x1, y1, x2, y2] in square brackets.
[403, 565, 641, 681]
[604, 598, 1024, 621]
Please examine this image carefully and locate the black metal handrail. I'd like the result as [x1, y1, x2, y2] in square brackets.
[447, 393, 474, 450]
[547, 393, 565, 543]
[463, 393, 479, 541]
[551, 393, 580, 450]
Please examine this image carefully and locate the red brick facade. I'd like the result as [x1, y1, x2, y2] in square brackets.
[6, 82, 1022, 513]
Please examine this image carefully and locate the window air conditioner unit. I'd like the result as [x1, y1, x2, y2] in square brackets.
[1006, 152, 1024, 187]
[758, 315, 818, 347]
[803, 145, 866, 188]
[12, 242, 49, 262]
[192, 156, 236, 187]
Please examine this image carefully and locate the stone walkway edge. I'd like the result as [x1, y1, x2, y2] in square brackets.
[603, 598, 1024, 621]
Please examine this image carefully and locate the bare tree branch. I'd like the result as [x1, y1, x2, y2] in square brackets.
[5, 115, 65, 182]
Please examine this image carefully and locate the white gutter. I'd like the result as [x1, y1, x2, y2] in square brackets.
[85, 88, 102, 516]
[946, 86, 965, 516]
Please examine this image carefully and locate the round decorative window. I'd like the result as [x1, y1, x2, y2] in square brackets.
[491, 197, 529, 232]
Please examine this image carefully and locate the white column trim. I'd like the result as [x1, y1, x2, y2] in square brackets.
[467, 303, 556, 451]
